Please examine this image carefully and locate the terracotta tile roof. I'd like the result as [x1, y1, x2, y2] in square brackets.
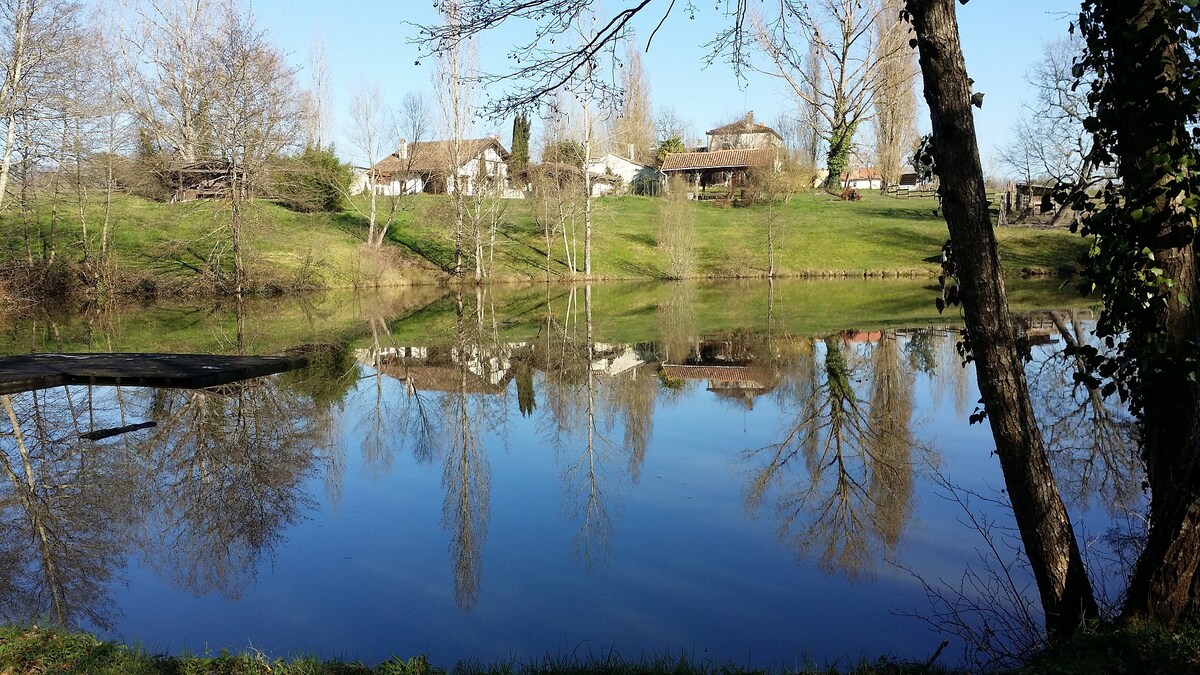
[373, 138, 510, 176]
[660, 148, 779, 172]
[375, 360, 512, 395]
[706, 116, 783, 139]
[660, 364, 774, 383]
[843, 167, 883, 181]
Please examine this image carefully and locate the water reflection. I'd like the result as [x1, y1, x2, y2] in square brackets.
[1029, 310, 1140, 514]
[740, 331, 919, 580]
[133, 383, 330, 598]
[0, 390, 132, 629]
[0, 373, 338, 628]
[0, 283, 1138, 666]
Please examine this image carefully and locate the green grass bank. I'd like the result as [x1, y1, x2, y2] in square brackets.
[4, 624, 1200, 675]
[0, 191, 1086, 300]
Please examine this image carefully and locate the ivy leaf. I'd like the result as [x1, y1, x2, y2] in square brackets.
[971, 92, 985, 108]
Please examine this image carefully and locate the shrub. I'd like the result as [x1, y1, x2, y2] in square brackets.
[272, 145, 353, 213]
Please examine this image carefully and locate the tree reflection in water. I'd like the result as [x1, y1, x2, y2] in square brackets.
[742, 331, 919, 580]
[1028, 310, 1141, 515]
[0, 389, 134, 629]
[0, 371, 340, 629]
[133, 381, 330, 598]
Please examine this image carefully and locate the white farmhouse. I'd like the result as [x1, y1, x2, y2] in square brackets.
[586, 153, 661, 196]
[357, 136, 512, 197]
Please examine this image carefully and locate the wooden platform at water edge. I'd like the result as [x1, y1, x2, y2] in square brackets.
[0, 353, 310, 395]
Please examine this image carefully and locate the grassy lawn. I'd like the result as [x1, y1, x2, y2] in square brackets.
[0, 191, 1087, 297]
[0, 195, 441, 294]
[373, 191, 1088, 281]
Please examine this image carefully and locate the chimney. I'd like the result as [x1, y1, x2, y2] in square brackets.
[396, 138, 408, 159]
[628, 144, 635, 161]
[745, 111, 755, 124]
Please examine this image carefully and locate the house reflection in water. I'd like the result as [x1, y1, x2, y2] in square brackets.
[661, 335, 781, 410]
[357, 345, 518, 395]
[355, 334, 793, 411]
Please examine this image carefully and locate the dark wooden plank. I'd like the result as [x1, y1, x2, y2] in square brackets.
[0, 353, 310, 395]
[79, 421, 158, 441]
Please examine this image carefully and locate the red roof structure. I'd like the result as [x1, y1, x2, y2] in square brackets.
[660, 148, 779, 173]
[706, 112, 784, 140]
[372, 137, 510, 177]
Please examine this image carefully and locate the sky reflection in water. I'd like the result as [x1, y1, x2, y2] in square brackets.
[0, 282, 1139, 669]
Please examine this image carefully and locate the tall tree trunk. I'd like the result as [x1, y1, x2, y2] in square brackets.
[0, 0, 28, 212]
[907, 0, 1098, 639]
[1093, 1, 1200, 627]
[0, 112, 18, 211]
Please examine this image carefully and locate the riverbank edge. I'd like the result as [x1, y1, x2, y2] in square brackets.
[4, 623, 1200, 675]
[0, 625, 952, 674]
[0, 260, 1075, 311]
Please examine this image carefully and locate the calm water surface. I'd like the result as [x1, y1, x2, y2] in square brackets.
[0, 280, 1138, 668]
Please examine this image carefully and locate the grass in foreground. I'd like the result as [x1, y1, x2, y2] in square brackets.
[7, 623, 1200, 674]
[0, 626, 953, 675]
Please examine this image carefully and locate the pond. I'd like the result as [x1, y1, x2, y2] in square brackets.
[0, 280, 1140, 669]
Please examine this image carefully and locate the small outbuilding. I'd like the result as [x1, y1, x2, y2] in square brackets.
[586, 153, 661, 196]
[659, 148, 781, 196]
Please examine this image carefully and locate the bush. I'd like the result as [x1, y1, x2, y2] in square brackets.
[272, 145, 353, 213]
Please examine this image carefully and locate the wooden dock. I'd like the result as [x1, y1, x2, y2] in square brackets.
[0, 353, 310, 396]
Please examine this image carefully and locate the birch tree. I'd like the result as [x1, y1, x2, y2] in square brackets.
[0, 0, 80, 210]
[348, 82, 391, 247]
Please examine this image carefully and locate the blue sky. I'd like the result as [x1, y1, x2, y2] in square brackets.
[251, 0, 1081, 173]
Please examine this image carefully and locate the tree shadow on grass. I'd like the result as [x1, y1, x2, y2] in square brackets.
[857, 224, 947, 263]
[998, 235, 1086, 270]
[622, 232, 657, 247]
[613, 259, 664, 278]
[855, 203, 944, 222]
[330, 212, 369, 238]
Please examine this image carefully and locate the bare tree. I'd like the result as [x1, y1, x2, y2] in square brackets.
[302, 33, 331, 149]
[608, 38, 654, 163]
[379, 91, 431, 244]
[871, 0, 918, 190]
[0, 0, 82, 210]
[348, 81, 392, 248]
[434, 0, 477, 278]
[998, 35, 1104, 225]
[90, 4, 132, 272]
[654, 105, 693, 146]
[797, 41, 824, 170]
[117, 0, 221, 162]
[755, 0, 894, 189]
[207, 0, 301, 295]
